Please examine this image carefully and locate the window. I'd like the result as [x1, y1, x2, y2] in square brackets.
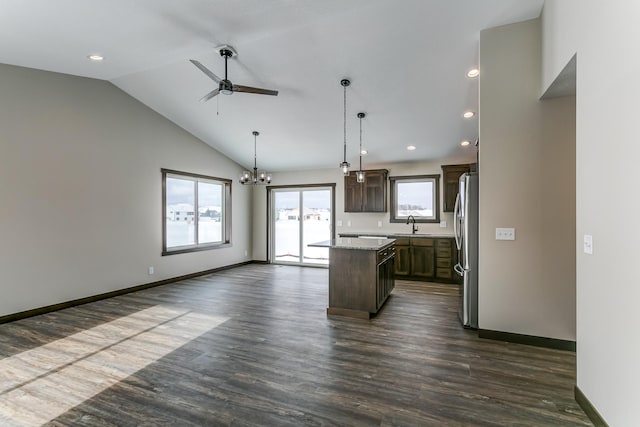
[162, 169, 231, 255]
[389, 175, 440, 223]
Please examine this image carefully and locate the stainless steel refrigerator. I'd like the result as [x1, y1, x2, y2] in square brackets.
[454, 172, 478, 329]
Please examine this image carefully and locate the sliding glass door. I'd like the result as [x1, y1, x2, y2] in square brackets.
[270, 186, 334, 266]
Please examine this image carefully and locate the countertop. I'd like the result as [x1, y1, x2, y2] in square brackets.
[309, 237, 395, 251]
[338, 232, 455, 238]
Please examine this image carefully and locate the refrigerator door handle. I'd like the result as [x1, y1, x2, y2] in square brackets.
[453, 192, 461, 250]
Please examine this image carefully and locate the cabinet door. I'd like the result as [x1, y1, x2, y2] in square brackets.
[344, 173, 363, 212]
[411, 246, 435, 279]
[441, 164, 473, 212]
[394, 245, 411, 276]
[362, 170, 387, 212]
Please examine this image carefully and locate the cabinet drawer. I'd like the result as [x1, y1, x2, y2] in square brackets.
[436, 257, 451, 268]
[436, 248, 451, 258]
[412, 238, 434, 247]
[436, 268, 452, 279]
[436, 239, 452, 248]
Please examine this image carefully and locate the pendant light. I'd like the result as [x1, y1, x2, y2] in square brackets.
[240, 131, 272, 185]
[356, 112, 366, 183]
[339, 79, 351, 175]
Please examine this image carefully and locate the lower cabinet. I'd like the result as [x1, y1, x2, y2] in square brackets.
[327, 244, 396, 319]
[393, 237, 458, 283]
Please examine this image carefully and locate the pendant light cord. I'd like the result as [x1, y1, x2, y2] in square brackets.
[343, 83, 347, 163]
[359, 115, 363, 171]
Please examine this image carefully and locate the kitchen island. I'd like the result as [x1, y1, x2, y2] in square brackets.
[310, 238, 395, 319]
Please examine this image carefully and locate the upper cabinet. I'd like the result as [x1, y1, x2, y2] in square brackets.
[441, 163, 477, 212]
[344, 169, 388, 212]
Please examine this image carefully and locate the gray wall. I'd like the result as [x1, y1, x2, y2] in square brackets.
[478, 19, 576, 341]
[0, 64, 252, 317]
[542, 2, 640, 425]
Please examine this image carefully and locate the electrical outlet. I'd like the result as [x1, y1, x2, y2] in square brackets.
[440, 221, 447, 228]
[347, 220, 351, 227]
[148, 266, 154, 275]
[244, 250, 248, 257]
[377, 221, 382, 228]
[495, 227, 515, 241]
[583, 234, 593, 254]
[337, 220, 343, 227]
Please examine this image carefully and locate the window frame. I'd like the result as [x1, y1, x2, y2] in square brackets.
[162, 168, 232, 255]
[389, 174, 440, 223]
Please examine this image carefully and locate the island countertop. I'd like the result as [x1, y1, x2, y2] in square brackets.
[309, 237, 395, 251]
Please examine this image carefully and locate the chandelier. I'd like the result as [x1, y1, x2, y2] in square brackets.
[240, 131, 272, 185]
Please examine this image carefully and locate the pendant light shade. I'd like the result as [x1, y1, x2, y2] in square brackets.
[356, 112, 366, 183]
[240, 131, 272, 185]
[339, 79, 351, 175]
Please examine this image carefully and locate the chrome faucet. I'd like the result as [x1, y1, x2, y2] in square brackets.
[406, 215, 418, 234]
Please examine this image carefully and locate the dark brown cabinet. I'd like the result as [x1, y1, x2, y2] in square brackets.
[410, 239, 435, 279]
[327, 244, 395, 319]
[344, 169, 388, 212]
[392, 236, 458, 283]
[441, 164, 476, 212]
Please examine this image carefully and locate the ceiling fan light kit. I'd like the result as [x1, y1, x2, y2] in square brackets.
[240, 131, 271, 185]
[339, 79, 351, 176]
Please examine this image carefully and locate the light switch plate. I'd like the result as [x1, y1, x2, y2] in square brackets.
[583, 234, 593, 254]
[496, 227, 515, 240]
[347, 220, 351, 227]
[440, 221, 447, 228]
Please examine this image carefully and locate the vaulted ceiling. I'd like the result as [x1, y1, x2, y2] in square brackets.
[0, 0, 543, 171]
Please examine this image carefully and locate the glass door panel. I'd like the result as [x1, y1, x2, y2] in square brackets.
[302, 190, 330, 265]
[273, 191, 301, 263]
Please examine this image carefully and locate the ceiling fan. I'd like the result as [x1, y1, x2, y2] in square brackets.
[190, 45, 278, 102]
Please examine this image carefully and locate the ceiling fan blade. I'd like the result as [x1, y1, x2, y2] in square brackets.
[190, 59, 221, 83]
[199, 88, 220, 102]
[233, 85, 278, 96]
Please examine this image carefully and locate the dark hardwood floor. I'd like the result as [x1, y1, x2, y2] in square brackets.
[0, 264, 590, 426]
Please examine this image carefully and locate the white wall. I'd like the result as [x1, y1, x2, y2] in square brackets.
[478, 18, 576, 341]
[0, 64, 252, 317]
[252, 157, 474, 261]
[542, 2, 640, 425]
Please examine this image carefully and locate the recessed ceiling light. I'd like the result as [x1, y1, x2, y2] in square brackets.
[407, 145, 416, 151]
[461, 140, 471, 147]
[87, 54, 104, 62]
[360, 149, 368, 155]
[466, 68, 479, 78]
[463, 111, 476, 119]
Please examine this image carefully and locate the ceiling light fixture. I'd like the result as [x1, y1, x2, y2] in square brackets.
[339, 79, 351, 175]
[87, 54, 104, 61]
[361, 149, 368, 155]
[356, 112, 366, 183]
[463, 111, 476, 118]
[407, 145, 417, 151]
[467, 68, 479, 78]
[461, 140, 471, 147]
[240, 131, 272, 185]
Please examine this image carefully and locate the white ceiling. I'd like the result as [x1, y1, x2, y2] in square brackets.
[0, 0, 543, 171]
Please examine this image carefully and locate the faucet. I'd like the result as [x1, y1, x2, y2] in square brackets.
[406, 215, 418, 234]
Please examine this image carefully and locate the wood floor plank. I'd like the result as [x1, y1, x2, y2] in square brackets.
[0, 264, 591, 426]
